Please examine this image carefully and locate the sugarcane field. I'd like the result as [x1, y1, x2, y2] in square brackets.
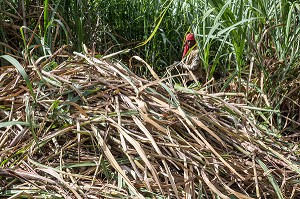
[0, 0, 300, 198]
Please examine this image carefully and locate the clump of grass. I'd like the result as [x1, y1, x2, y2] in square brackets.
[0, 50, 299, 198]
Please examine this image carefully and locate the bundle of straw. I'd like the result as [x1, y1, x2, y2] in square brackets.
[0, 51, 299, 198]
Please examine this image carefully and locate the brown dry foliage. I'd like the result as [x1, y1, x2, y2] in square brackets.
[0, 51, 300, 198]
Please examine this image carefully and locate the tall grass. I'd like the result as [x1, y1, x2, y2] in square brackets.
[0, 0, 299, 197]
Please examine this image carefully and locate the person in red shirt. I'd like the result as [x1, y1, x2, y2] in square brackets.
[177, 33, 205, 85]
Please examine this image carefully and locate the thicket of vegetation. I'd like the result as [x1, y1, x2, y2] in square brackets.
[0, 0, 299, 198]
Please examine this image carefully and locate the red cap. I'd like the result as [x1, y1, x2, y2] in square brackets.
[185, 33, 195, 41]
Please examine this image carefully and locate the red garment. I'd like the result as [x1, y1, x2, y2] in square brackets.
[182, 33, 195, 58]
[182, 45, 189, 59]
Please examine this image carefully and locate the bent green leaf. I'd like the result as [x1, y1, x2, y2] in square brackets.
[0, 55, 36, 101]
[0, 121, 30, 128]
